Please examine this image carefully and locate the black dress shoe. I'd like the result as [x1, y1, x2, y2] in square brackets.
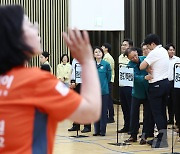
[107, 118, 115, 123]
[81, 128, 91, 133]
[140, 139, 146, 145]
[68, 126, 80, 131]
[124, 136, 137, 142]
[117, 128, 129, 133]
[93, 133, 100, 136]
[100, 134, 105, 136]
[139, 133, 154, 139]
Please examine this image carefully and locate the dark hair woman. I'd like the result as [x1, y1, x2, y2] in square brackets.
[0, 5, 101, 154]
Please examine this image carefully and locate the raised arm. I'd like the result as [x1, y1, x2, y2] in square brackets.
[63, 28, 101, 124]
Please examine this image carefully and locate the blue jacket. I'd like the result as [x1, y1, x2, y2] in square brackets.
[96, 60, 111, 95]
[128, 56, 149, 99]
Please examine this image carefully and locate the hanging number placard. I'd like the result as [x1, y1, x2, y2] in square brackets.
[174, 63, 180, 88]
[75, 63, 82, 83]
[119, 64, 134, 87]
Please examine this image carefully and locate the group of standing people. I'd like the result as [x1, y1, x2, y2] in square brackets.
[1, 5, 180, 154]
[39, 44, 115, 136]
[67, 44, 115, 136]
[40, 34, 180, 147]
[119, 34, 180, 148]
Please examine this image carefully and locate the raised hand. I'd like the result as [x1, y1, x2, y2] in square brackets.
[63, 29, 101, 124]
[63, 28, 93, 65]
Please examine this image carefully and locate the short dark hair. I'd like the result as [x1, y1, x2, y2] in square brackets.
[123, 38, 133, 47]
[93, 46, 104, 59]
[164, 43, 175, 51]
[40, 64, 51, 72]
[141, 42, 146, 47]
[102, 43, 111, 52]
[134, 47, 142, 56]
[124, 47, 137, 57]
[60, 54, 69, 62]
[144, 34, 160, 45]
[42, 51, 50, 58]
[0, 5, 33, 75]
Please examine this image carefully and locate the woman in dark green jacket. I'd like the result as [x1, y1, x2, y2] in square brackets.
[93, 46, 111, 136]
[124, 48, 154, 145]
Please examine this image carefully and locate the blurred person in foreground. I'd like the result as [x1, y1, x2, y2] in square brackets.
[0, 5, 101, 154]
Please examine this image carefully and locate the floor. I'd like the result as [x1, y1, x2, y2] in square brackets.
[53, 105, 180, 154]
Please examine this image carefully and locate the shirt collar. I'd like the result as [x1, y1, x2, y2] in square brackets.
[154, 45, 162, 50]
[96, 60, 103, 67]
[171, 56, 176, 59]
[120, 54, 128, 58]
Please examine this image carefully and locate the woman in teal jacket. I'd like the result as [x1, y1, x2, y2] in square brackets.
[93, 46, 111, 136]
[124, 48, 154, 144]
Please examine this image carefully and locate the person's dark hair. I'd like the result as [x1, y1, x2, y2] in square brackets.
[102, 43, 111, 52]
[123, 38, 133, 47]
[60, 54, 69, 63]
[42, 51, 50, 58]
[134, 47, 142, 56]
[40, 64, 51, 72]
[0, 5, 33, 75]
[124, 47, 137, 57]
[164, 43, 175, 51]
[93, 46, 104, 59]
[141, 42, 145, 47]
[144, 34, 160, 45]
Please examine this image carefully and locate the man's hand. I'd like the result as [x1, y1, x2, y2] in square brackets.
[145, 74, 153, 80]
[146, 66, 153, 74]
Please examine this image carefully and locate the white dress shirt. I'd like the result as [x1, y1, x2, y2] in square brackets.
[144, 45, 169, 83]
